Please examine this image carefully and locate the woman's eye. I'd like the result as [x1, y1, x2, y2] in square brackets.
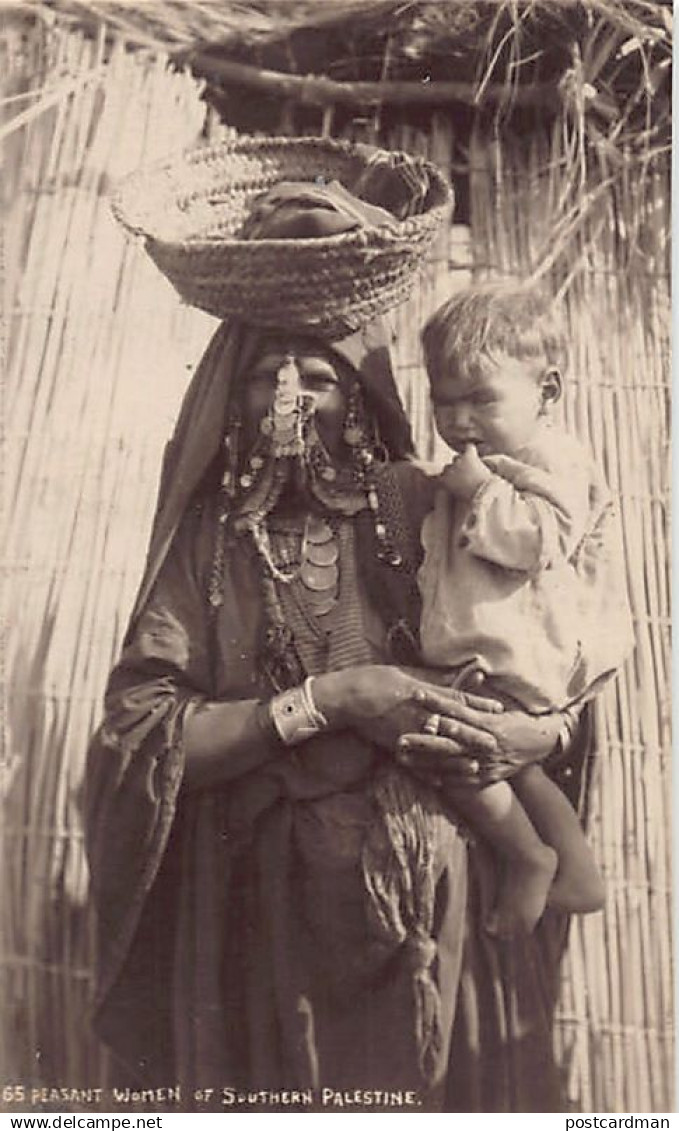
[306, 376, 336, 392]
[251, 369, 276, 385]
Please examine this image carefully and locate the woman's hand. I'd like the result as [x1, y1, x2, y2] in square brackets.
[312, 665, 505, 767]
[183, 666, 506, 792]
[397, 708, 563, 788]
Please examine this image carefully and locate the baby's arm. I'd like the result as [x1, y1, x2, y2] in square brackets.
[442, 444, 590, 573]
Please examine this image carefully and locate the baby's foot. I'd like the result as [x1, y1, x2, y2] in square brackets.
[548, 866, 605, 914]
[486, 845, 558, 938]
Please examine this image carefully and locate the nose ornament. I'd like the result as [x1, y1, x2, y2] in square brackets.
[270, 355, 306, 458]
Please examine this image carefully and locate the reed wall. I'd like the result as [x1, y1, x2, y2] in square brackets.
[467, 126, 672, 1111]
[2, 21, 672, 1112]
[2, 26, 215, 1093]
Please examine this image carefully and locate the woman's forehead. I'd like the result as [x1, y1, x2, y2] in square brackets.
[259, 333, 330, 355]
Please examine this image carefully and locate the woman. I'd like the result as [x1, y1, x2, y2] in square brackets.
[86, 161, 590, 1111]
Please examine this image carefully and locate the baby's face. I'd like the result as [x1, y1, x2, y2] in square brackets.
[429, 351, 544, 456]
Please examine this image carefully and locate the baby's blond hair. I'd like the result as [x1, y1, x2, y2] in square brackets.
[422, 283, 568, 386]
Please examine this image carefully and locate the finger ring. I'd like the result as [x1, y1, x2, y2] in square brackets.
[423, 713, 441, 736]
[469, 758, 480, 775]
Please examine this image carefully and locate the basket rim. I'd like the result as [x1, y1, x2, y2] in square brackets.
[145, 222, 440, 254]
[111, 133, 454, 250]
[116, 131, 453, 175]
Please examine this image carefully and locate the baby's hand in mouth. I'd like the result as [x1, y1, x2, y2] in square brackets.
[439, 443, 492, 500]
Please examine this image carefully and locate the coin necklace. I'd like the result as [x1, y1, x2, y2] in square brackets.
[298, 514, 339, 617]
[250, 512, 339, 615]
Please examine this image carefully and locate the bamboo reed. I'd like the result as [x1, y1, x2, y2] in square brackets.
[2, 21, 216, 1091]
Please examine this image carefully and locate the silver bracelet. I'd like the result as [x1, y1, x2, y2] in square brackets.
[269, 676, 329, 745]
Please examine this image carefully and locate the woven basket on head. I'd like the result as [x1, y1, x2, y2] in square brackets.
[111, 135, 453, 339]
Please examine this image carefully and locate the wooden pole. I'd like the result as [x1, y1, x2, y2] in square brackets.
[188, 53, 562, 111]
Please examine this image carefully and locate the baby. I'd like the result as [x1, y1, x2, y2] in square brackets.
[418, 284, 634, 935]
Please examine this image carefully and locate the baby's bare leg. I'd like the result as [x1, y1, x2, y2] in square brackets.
[447, 779, 557, 936]
[513, 765, 604, 913]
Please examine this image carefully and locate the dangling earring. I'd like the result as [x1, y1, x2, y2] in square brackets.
[209, 419, 241, 611]
[343, 383, 365, 449]
[345, 391, 402, 567]
[343, 383, 373, 483]
[220, 418, 241, 497]
[232, 407, 275, 491]
[371, 417, 390, 465]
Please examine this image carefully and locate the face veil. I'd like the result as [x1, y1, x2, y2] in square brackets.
[128, 316, 414, 635]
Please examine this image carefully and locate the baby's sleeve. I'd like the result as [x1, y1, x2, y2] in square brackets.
[460, 446, 592, 573]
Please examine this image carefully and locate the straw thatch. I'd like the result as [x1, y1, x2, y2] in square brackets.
[2, 0, 672, 1114]
[14, 1, 672, 69]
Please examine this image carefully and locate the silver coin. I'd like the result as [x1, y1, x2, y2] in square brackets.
[304, 574, 337, 597]
[306, 518, 334, 544]
[305, 583, 335, 602]
[300, 561, 338, 592]
[304, 581, 339, 606]
[307, 595, 337, 617]
[306, 540, 339, 566]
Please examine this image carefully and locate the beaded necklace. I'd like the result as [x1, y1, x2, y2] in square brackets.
[207, 375, 405, 686]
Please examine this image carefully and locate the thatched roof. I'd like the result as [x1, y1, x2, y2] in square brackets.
[8, 1, 670, 150]
[14, 2, 672, 98]
[14, 1, 672, 57]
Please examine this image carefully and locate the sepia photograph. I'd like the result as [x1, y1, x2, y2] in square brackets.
[1, 0, 673, 1118]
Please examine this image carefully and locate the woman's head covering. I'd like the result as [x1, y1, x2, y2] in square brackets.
[127, 157, 429, 623]
[131, 315, 414, 625]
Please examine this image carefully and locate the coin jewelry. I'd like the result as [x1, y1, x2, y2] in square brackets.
[208, 366, 404, 622]
[298, 513, 339, 616]
[249, 511, 339, 610]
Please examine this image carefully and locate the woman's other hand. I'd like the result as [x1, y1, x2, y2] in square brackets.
[312, 665, 504, 767]
[397, 708, 563, 788]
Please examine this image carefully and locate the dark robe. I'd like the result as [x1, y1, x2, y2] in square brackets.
[86, 459, 591, 1112]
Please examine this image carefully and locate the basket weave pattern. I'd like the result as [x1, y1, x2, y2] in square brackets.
[111, 135, 453, 338]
